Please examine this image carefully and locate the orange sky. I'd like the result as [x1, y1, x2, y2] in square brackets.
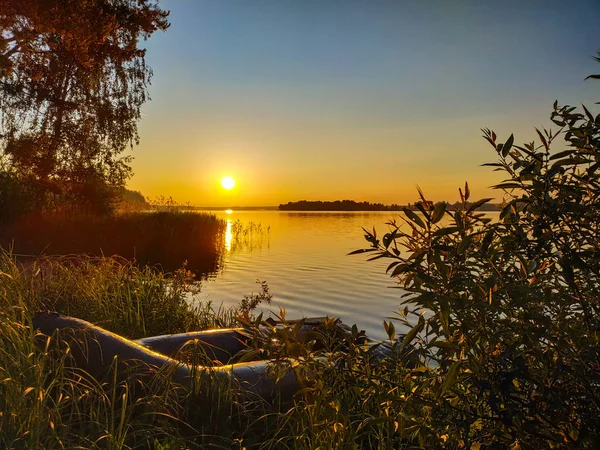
[127, 1, 599, 207]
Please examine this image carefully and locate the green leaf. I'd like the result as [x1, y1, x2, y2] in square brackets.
[535, 128, 549, 152]
[430, 340, 455, 350]
[480, 230, 494, 255]
[386, 261, 401, 272]
[501, 134, 514, 157]
[367, 253, 392, 261]
[551, 157, 588, 169]
[390, 263, 409, 277]
[382, 228, 399, 248]
[494, 182, 522, 190]
[403, 208, 426, 229]
[440, 361, 461, 396]
[382, 320, 396, 340]
[454, 210, 464, 230]
[439, 307, 450, 335]
[348, 248, 378, 255]
[414, 202, 430, 219]
[431, 202, 446, 224]
[457, 235, 473, 254]
[582, 104, 594, 122]
[467, 198, 493, 213]
[432, 227, 459, 237]
[548, 149, 576, 161]
[400, 318, 424, 351]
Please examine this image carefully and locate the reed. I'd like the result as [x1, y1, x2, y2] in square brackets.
[0, 211, 226, 277]
[226, 220, 271, 253]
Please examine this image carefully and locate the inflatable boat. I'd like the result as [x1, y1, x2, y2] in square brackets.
[33, 312, 399, 401]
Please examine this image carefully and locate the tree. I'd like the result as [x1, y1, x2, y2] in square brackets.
[0, 0, 169, 213]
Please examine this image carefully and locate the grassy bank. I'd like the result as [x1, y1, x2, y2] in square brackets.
[0, 251, 272, 448]
[0, 250, 420, 449]
[2, 253, 239, 338]
[0, 211, 226, 277]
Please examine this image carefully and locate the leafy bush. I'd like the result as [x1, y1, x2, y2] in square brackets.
[0, 172, 47, 225]
[0, 169, 124, 223]
[354, 83, 600, 446]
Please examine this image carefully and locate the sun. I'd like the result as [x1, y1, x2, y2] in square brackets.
[220, 176, 236, 190]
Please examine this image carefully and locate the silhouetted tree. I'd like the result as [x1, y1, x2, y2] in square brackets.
[0, 0, 169, 214]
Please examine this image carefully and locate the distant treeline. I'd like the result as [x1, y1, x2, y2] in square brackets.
[279, 200, 403, 211]
[279, 200, 503, 211]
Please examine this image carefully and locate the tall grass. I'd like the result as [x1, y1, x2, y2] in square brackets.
[0, 266, 186, 448]
[1, 251, 241, 339]
[0, 306, 241, 448]
[0, 250, 265, 448]
[0, 250, 419, 449]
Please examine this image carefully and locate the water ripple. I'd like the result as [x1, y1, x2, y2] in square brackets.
[197, 211, 437, 339]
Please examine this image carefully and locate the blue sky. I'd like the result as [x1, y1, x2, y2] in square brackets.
[130, 0, 600, 206]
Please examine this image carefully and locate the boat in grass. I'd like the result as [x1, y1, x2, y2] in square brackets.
[33, 312, 404, 402]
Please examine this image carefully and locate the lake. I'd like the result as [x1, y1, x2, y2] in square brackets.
[197, 210, 413, 340]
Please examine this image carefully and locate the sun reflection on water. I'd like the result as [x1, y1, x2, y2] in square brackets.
[224, 219, 233, 252]
[219, 211, 270, 254]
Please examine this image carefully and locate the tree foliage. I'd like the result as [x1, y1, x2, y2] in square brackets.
[352, 57, 600, 448]
[0, 0, 169, 213]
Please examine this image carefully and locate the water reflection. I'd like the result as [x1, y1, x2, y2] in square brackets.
[224, 219, 233, 252]
[203, 211, 500, 339]
[218, 217, 270, 254]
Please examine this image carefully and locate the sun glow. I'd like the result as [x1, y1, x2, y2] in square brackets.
[220, 176, 236, 190]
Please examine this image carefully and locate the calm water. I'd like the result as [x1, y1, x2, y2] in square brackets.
[197, 210, 412, 340]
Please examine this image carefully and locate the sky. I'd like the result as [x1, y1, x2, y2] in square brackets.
[128, 0, 600, 207]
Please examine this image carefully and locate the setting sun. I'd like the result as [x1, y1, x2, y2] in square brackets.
[220, 176, 236, 190]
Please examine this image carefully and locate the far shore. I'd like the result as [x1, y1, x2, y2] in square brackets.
[170, 201, 503, 212]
